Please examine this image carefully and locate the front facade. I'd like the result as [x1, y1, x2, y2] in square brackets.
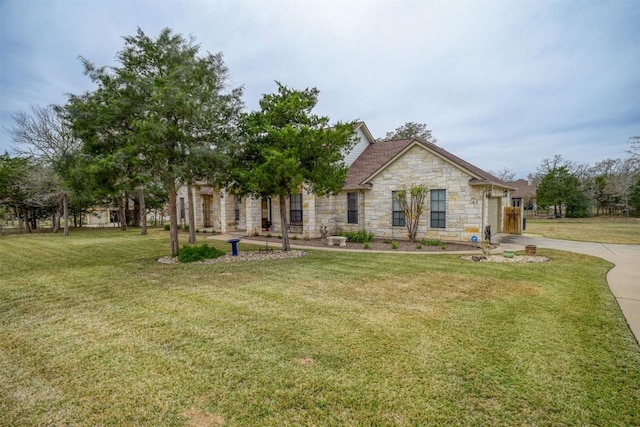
[177, 122, 515, 242]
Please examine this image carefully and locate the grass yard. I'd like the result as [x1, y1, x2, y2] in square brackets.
[525, 216, 640, 244]
[1, 229, 639, 426]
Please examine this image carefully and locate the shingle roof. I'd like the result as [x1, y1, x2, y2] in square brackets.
[344, 138, 413, 188]
[344, 137, 514, 190]
[507, 179, 536, 199]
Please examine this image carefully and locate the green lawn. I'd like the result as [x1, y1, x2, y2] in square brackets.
[526, 216, 640, 244]
[1, 229, 639, 426]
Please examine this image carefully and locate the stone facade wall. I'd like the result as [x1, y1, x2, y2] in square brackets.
[176, 141, 495, 241]
[360, 145, 485, 242]
[314, 194, 337, 235]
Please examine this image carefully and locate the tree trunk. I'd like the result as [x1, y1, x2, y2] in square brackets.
[119, 195, 127, 231]
[187, 184, 196, 244]
[124, 192, 131, 227]
[22, 207, 32, 233]
[279, 195, 290, 251]
[52, 203, 61, 233]
[138, 186, 147, 235]
[133, 196, 140, 227]
[63, 192, 69, 236]
[17, 205, 24, 233]
[168, 185, 179, 257]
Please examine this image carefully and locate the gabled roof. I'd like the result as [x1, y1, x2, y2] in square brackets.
[507, 179, 536, 199]
[345, 136, 514, 190]
[345, 138, 413, 189]
[353, 121, 375, 144]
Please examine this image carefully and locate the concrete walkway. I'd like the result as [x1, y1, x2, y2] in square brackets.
[495, 233, 640, 345]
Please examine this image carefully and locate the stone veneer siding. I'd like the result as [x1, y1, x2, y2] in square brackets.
[360, 145, 484, 241]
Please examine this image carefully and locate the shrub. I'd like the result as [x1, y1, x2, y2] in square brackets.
[420, 238, 444, 247]
[391, 241, 398, 250]
[363, 242, 370, 250]
[266, 233, 272, 238]
[163, 224, 170, 231]
[177, 244, 225, 263]
[338, 229, 374, 243]
[182, 224, 189, 232]
[416, 244, 422, 249]
[292, 234, 298, 240]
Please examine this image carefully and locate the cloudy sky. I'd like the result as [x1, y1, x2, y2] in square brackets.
[1, 0, 638, 178]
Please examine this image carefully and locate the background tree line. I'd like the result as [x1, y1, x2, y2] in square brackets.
[1, 27, 638, 256]
[1, 28, 355, 256]
[530, 142, 639, 218]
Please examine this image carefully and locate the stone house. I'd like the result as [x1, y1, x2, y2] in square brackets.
[507, 178, 538, 215]
[176, 122, 514, 241]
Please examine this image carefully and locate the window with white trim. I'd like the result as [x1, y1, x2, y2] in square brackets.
[392, 191, 405, 227]
[290, 193, 303, 224]
[347, 192, 358, 224]
[430, 189, 446, 228]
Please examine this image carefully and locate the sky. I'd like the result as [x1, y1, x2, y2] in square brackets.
[1, 0, 638, 179]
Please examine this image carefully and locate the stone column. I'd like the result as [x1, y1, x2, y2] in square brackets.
[244, 197, 260, 236]
[304, 192, 317, 238]
[219, 189, 227, 233]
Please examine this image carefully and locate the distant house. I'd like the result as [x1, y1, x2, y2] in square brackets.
[507, 178, 538, 215]
[177, 122, 515, 241]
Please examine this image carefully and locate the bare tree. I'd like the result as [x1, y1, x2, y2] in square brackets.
[627, 136, 640, 169]
[489, 167, 516, 182]
[9, 105, 79, 165]
[395, 185, 429, 243]
[6, 105, 80, 235]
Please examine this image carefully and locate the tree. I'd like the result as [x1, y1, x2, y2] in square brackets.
[0, 153, 30, 231]
[229, 82, 356, 251]
[68, 28, 243, 256]
[629, 174, 640, 216]
[627, 135, 640, 169]
[536, 166, 589, 218]
[381, 122, 437, 144]
[6, 105, 82, 235]
[489, 167, 516, 182]
[394, 185, 429, 243]
[68, 52, 153, 233]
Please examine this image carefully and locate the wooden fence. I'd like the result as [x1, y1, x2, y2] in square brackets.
[504, 207, 522, 234]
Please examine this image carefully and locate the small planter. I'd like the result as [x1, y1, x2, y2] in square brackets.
[503, 250, 514, 258]
[525, 245, 537, 255]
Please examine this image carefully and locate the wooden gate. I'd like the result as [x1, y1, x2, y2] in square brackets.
[503, 207, 522, 234]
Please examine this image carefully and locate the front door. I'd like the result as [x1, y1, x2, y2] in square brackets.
[261, 198, 272, 229]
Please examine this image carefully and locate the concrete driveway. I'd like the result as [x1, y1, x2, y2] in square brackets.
[495, 234, 640, 345]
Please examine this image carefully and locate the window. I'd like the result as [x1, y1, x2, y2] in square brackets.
[234, 196, 241, 221]
[430, 189, 446, 228]
[179, 197, 185, 220]
[392, 191, 405, 226]
[290, 193, 303, 224]
[347, 192, 358, 224]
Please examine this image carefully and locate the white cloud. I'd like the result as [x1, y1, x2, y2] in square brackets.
[1, 0, 638, 177]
